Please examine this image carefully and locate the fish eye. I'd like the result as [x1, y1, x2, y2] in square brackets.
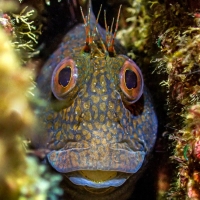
[125, 69, 137, 89]
[119, 59, 143, 104]
[51, 58, 78, 100]
[58, 67, 71, 87]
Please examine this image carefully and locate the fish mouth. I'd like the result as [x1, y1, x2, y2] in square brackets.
[47, 144, 145, 174]
[65, 170, 131, 189]
[47, 143, 145, 189]
[47, 145, 145, 173]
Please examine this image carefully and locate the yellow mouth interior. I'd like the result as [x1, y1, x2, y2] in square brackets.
[79, 170, 117, 183]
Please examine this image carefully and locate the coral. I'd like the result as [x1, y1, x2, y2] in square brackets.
[117, 0, 200, 199]
[0, 12, 62, 200]
[0, 13, 14, 35]
[147, 1, 200, 199]
[11, 5, 42, 63]
[0, 2, 42, 64]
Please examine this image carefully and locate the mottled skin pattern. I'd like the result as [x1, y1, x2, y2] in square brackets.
[35, 10, 157, 200]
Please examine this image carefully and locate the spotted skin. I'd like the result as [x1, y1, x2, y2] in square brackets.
[35, 11, 157, 200]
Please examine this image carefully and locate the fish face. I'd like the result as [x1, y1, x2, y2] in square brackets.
[34, 20, 157, 199]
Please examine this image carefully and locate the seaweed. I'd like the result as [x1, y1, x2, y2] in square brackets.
[149, 1, 200, 199]
[117, 0, 200, 199]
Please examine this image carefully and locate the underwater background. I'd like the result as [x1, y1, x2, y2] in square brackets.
[0, 0, 200, 199]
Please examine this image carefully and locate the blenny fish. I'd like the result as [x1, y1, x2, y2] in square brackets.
[34, 2, 157, 200]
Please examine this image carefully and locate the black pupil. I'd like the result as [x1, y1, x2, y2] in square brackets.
[58, 67, 71, 87]
[125, 69, 137, 89]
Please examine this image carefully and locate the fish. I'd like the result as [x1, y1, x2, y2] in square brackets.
[33, 2, 158, 200]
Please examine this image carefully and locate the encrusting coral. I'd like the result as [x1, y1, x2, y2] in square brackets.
[149, 1, 200, 199]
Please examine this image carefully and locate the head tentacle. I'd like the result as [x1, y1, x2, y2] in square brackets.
[80, 4, 122, 57]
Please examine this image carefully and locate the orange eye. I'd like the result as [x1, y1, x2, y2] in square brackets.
[51, 58, 78, 100]
[119, 59, 143, 104]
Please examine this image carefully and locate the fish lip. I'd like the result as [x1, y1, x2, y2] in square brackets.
[47, 144, 146, 174]
[64, 171, 131, 188]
